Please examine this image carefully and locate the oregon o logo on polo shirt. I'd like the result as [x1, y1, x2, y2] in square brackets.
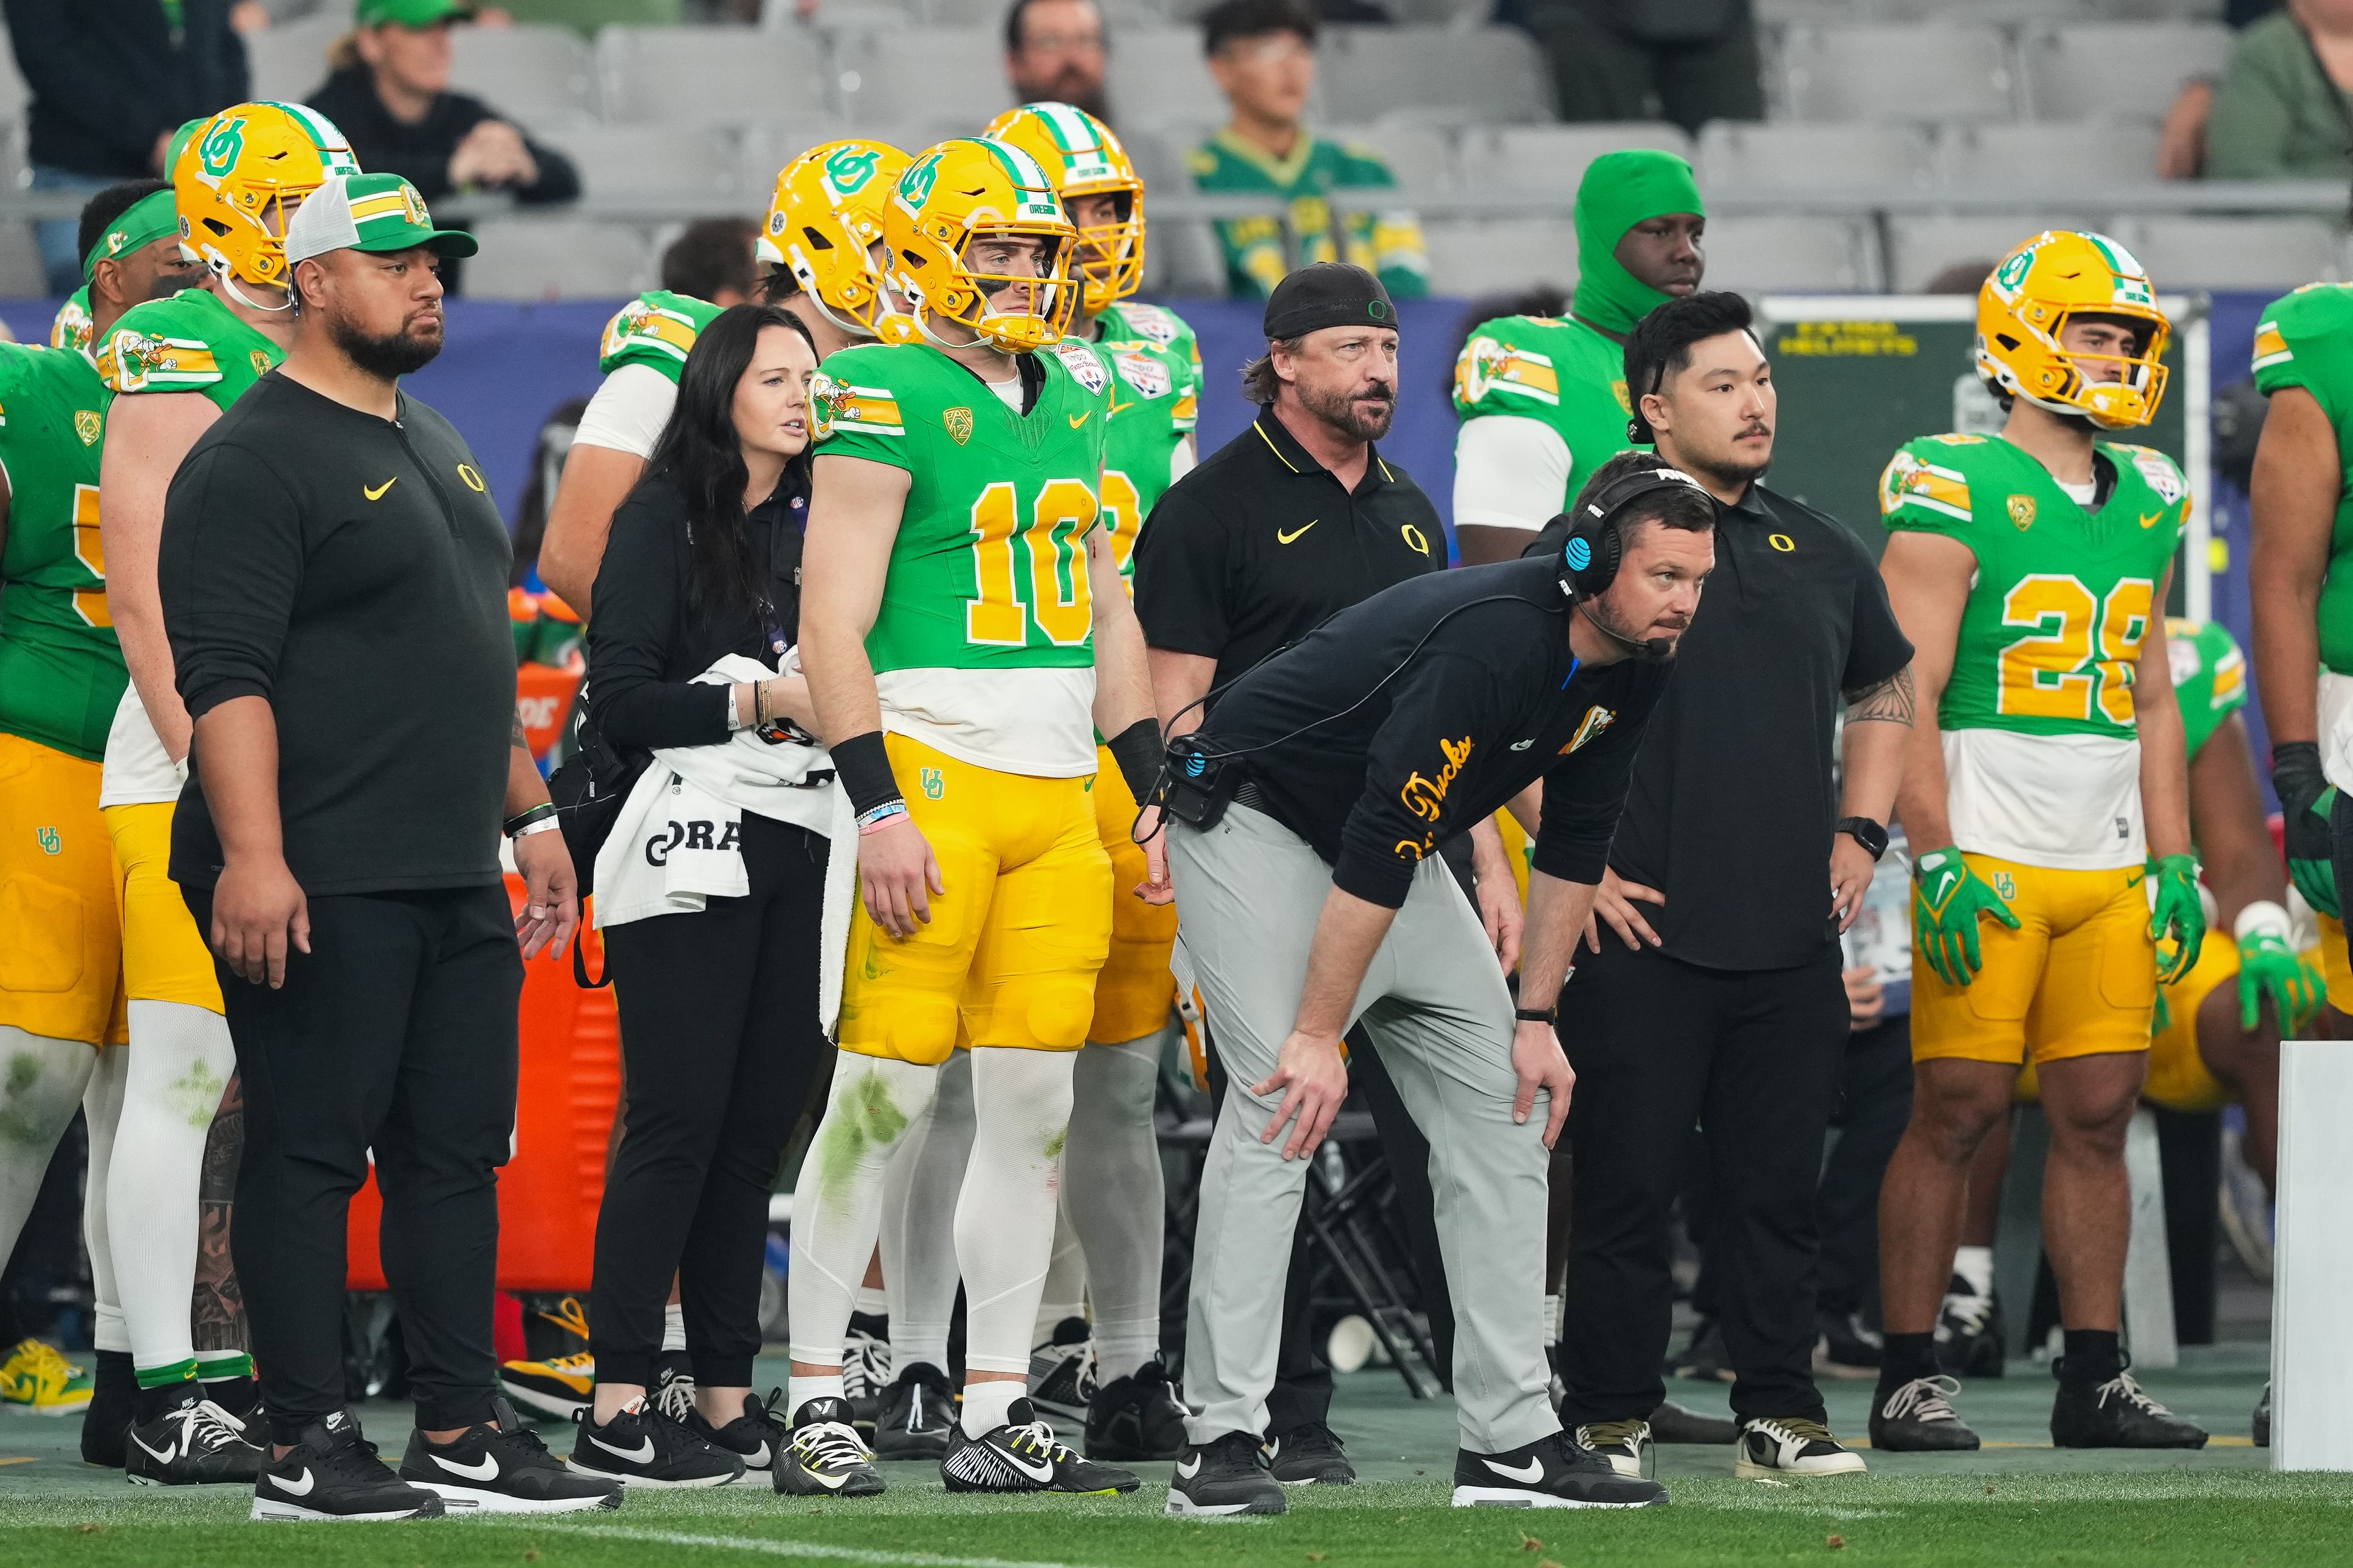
[457, 464, 487, 493]
[1401, 522, 1430, 556]
[1768, 533, 1795, 552]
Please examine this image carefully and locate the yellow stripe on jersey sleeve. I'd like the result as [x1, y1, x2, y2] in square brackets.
[2210, 643, 2246, 709]
[96, 330, 222, 393]
[1879, 451, 1973, 524]
[825, 385, 903, 436]
[1170, 388, 1198, 430]
[600, 302, 699, 365]
[2253, 321, 2292, 372]
[1454, 335, 1561, 408]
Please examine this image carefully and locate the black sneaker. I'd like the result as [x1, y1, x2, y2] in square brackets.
[251, 1411, 446, 1522]
[1813, 1308, 1883, 1380]
[843, 1313, 891, 1432]
[1166, 1430, 1285, 1516]
[1734, 1416, 1866, 1477]
[1869, 1374, 1980, 1452]
[80, 1350, 134, 1468]
[1452, 1429, 1668, 1508]
[1085, 1360, 1187, 1462]
[1669, 1319, 1734, 1383]
[687, 1389, 788, 1473]
[1936, 1283, 2007, 1378]
[1648, 1400, 1736, 1445]
[1573, 1418, 1649, 1478]
[1262, 1420, 1355, 1484]
[399, 1397, 622, 1513]
[1026, 1318, 1096, 1424]
[569, 1398, 744, 1487]
[2255, 1382, 2272, 1448]
[2050, 1361, 2207, 1449]
[126, 1392, 268, 1485]
[941, 1398, 1139, 1494]
[775, 1397, 887, 1498]
[873, 1363, 956, 1460]
[653, 1353, 697, 1424]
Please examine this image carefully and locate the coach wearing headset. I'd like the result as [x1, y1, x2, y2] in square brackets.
[1157, 451, 1713, 1516]
[1541, 292, 1914, 1482]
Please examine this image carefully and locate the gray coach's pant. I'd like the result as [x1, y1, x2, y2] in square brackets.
[1169, 804, 1558, 1456]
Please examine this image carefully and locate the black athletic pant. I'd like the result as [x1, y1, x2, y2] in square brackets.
[1558, 939, 1846, 1426]
[1816, 1014, 1912, 1319]
[590, 815, 831, 1389]
[185, 882, 522, 1446]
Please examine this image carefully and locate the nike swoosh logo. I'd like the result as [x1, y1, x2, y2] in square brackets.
[1510, 739, 1534, 751]
[272, 1467, 316, 1496]
[1067, 411, 1091, 428]
[1003, 1448, 1057, 1482]
[745, 1443, 771, 1467]
[589, 1434, 656, 1463]
[1176, 1454, 1201, 1479]
[2126, 872, 2145, 888]
[364, 478, 397, 501]
[1484, 1456, 1544, 1483]
[1106, 397, 1135, 417]
[1277, 520, 1317, 544]
[131, 1433, 177, 1464]
[802, 1467, 847, 1489]
[433, 1452, 501, 1481]
[2139, 510, 2163, 529]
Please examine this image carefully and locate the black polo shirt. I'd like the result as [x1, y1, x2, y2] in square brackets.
[1133, 407, 1443, 698]
[1534, 481, 1911, 971]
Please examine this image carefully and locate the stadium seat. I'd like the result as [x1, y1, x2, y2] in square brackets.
[1779, 26, 2019, 122]
[797, 3, 915, 35]
[1704, 214, 1883, 291]
[2020, 22, 2231, 121]
[450, 23, 599, 128]
[1420, 217, 1577, 296]
[834, 29, 1021, 129]
[1317, 26, 1556, 125]
[1884, 211, 2096, 291]
[737, 120, 856, 192]
[242, 13, 345, 103]
[1108, 27, 1257, 128]
[464, 217, 655, 299]
[1697, 121, 1936, 194]
[1322, 122, 1454, 194]
[596, 24, 834, 126]
[541, 124, 747, 203]
[1937, 120, 2162, 190]
[2129, 216, 2340, 290]
[1458, 122, 1693, 195]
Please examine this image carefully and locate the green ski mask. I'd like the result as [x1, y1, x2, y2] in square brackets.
[1571, 149, 1706, 338]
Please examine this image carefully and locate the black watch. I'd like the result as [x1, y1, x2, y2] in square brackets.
[1514, 1005, 1556, 1025]
[1836, 816, 1890, 862]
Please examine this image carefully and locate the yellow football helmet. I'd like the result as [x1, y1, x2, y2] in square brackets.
[1977, 230, 2169, 430]
[884, 138, 1077, 354]
[758, 139, 910, 340]
[981, 103, 1144, 318]
[174, 101, 359, 292]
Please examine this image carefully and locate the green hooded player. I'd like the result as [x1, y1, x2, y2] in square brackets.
[1450, 149, 1705, 566]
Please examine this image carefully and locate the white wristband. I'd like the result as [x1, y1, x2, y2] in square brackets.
[512, 816, 562, 840]
[2234, 899, 2293, 945]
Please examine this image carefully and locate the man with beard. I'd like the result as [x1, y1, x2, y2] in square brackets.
[1005, 0, 1113, 121]
[1155, 449, 1712, 1516]
[157, 171, 615, 1522]
[1544, 290, 1914, 1482]
[1137, 262, 1523, 1490]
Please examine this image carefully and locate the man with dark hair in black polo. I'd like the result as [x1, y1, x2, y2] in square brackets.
[1545, 290, 1915, 1482]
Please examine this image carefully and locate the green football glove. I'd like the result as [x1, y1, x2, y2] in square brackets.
[2152, 980, 2171, 1037]
[2235, 903, 2323, 1033]
[2146, 853, 2206, 984]
[1913, 847, 2021, 986]
[2272, 741, 2339, 919]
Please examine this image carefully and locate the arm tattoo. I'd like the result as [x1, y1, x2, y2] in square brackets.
[1844, 663, 1915, 727]
[512, 711, 530, 750]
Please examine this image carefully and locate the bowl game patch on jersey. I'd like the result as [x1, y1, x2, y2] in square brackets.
[1051, 340, 1108, 395]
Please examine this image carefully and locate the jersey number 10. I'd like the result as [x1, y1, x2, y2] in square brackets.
[1999, 573, 2154, 726]
[967, 478, 1099, 648]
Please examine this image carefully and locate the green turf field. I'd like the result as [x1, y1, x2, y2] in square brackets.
[4, 1348, 2341, 1568]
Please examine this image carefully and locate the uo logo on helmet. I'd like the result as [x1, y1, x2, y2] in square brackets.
[825, 145, 882, 198]
[895, 153, 941, 217]
[198, 117, 246, 180]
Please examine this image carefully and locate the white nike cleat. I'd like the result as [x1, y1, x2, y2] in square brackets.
[566, 1397, 742, 1488]
[941, 1399, 1139, 1494]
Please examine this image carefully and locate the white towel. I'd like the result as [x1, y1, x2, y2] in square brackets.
[818, 779, 859, 1038]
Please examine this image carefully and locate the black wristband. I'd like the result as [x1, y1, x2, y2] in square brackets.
[503, 801, 557, 837]
[1107, 717, 1163, 804]
[831, 730, 904, 818]
[1514, 1005, 1556, 1024]
[2274, 739, 2324, 796]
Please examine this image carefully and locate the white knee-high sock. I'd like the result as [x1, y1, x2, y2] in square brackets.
[0, 1029, 99, 1268]
[108, 1002, 233, 1385]
[78, 1044, 128, 1355]
[788, 1052, 936, 1413]
[1030, 1205, 1087, 1346]
[1064, 1026, 1169, 1382]
[957, 1047, 1076, 1432]
[883, 1049, 972, 1378]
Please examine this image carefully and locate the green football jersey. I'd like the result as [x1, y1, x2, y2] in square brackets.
[1084, 299, 1200, 589]
[50, 288, 92, 355]
[1452, 313, 1640, 522]
[2253, 283, 2353, 674]
[2166, 617, 2247, 763]
[1880, 433, 2188, 740]
[97, 287, 284, 411]
[1185, 130, 1428, 302]
[814, 338, 1112, 674]
[0, 343, 123, 759]
[599, 289, 723, 385]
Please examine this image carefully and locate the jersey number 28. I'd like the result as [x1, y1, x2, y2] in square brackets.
[1999, 573, 2153, 726]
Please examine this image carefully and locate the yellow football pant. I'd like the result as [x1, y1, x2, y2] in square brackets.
[0, 733, 125, 1046]
[105, 801, 224, 1015]
[1087, 745, 1176, 1046]
[2316, 912, 2353, 1016]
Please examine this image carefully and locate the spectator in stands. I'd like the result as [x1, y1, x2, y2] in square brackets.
[2205, 0, 2353, 179]
[4, 0, 250, 294]
[662, 218, 761, 310]
[1005, 0, 1111, 122]
[1189, 0, 1427, 301]
[1502, 0, 1763, 136]
[306, 0, 580, 210]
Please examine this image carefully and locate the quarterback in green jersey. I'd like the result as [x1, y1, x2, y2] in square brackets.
[1871, 230, 2207, 1457]
[787, 137, 1163, 1499]
[1451, 149, 1706, 567]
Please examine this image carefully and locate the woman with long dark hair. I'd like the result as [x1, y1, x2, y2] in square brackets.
[566, 304, 854, 1491]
